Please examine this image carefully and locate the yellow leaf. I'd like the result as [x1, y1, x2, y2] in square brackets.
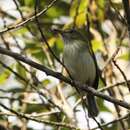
[45, 37, 56, 48]
[92, 39, 105, 52]
[76, 11, 86, 27]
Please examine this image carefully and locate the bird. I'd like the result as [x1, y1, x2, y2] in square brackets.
[55, 29, 99, 117]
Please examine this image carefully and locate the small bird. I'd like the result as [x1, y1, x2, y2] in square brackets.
[55, 29, 99, 117]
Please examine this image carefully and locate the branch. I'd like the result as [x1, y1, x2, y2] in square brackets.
[0, 60, 28, 83]
[91, 112, 130, 130]
[0, 103, 77, 129]
[98, 80, 130, 92]
[0, 0, 58, 34]
[0, 47, 130, 109]
[113, 60, 130, 91]
[122, 0, 130, 36]
[102, 27, 126, 71]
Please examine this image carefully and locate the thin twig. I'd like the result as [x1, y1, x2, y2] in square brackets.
[113, 60, 130, 91]
[99, 80, 130, 92]
[102, 27, 126, 71]
[0, 102, 77, 129]
[0, 0, 58, 34]
[34, 0, 65, 68]
[91, 112, 130, 130]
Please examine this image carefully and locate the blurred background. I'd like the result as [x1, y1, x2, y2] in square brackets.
[0, 0, 130, 130]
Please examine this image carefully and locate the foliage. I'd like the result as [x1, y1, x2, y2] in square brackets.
[0, 0, 130, 130]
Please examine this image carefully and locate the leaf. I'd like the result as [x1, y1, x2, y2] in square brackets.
[96, 0, 105, 21]
[97, 98, 110, 112]
[70, 0, 78, 17]
[76, 11, 86, 27]
[0, 68, 11, 84]
[48, 37, 57, 47]
[13, 28, 28, 36]
[25, 104, 48, 114]
[42, 79, 51, 86]
[24, 0, 34, 6]
[79, 0, 88, 13]
[25, 40, 40, 51]
[31, 49, 46, 63]
[117, 53, 130, 61]
[92, 39, 104, 52]
[24, 40, 46, 63]
[56, 37, 64, 49]
[69, 0, 88, 27]
[53, 37, 64, 56]
[70, 0, 88, 15]
[16, 63, 27, 80]
[47, 7, 64, 18]
[19, 0, 35, 7]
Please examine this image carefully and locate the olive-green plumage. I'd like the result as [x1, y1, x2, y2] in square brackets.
[59, 29, 99, 117]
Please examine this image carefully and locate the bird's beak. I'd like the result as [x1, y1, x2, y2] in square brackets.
[52, 28, 64, 35]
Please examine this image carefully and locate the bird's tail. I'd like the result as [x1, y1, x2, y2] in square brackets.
[87, 94, 99, 117]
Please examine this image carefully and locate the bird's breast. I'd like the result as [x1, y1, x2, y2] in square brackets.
[63, 44, 96, 85]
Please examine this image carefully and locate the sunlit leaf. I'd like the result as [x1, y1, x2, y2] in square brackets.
[92, 39, 104, 52]
[70, 0, 78, 17]
[117, 53, 130, 61]
[0, 68, 11, 84]
[70, 0, 88, 27]
[76, 12, 86, 27]
[42, 79, 51, 86]
[79, 0, 88, 12]
[47, 7, 64, 18]
[48, 37, 56, 47]
[55, 37, 64, 52]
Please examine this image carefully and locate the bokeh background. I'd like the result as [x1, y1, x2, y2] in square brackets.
[0, 0, 130, 130]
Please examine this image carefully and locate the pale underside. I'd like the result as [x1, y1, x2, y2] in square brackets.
[63, 40, 96, 86]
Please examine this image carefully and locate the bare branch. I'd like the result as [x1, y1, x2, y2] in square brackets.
[0, 103, 77, 129]
[0, 47, 130, 109]
[99, 80, 130, 92]
[0, 0, 58, 34]
[91, 112, 130, 130]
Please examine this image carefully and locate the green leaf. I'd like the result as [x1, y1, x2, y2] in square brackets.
[47, 7, 64, 18]
[117, 53, 130, 61]
[42, 79, 51, 86]
[79, 0, 88, 13]
[97, 98, 110, 112]
[31, 49, 46, 63]
[13, 28, 28, 36]
[69, 0, 88, 27]
[54, 37, 64, 54]
[70, 0, 78, 17]
[16, 63, 27, 80]
[25, 104, 48, 113]
[24, 40, 46, 63]
[18, 0, 35, 7]
[76, 11, 86, 27]
[24, 0, 34, 6]
[92, 39, 104, 52]
[0, 68, 11, 84]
